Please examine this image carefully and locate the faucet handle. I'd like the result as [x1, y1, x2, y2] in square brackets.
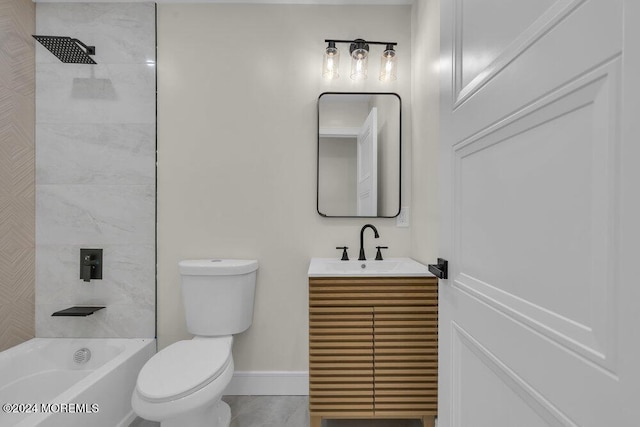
[375, 246, 388, 261]
[80, 248, 103, 283]
[336, 246, 349, 261]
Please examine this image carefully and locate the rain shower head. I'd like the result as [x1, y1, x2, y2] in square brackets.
[32, 35, 97, 64]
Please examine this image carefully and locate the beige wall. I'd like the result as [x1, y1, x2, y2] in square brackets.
[157, 4, 412, 371]
[0, 0, 35, 351]
[410, 0, 440, 266]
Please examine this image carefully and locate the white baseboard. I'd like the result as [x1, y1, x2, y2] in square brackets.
[225, 371, 309, 396]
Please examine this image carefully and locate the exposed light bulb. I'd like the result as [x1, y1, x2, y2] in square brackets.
[350, 40, 369, 81]
[379, 45, 397, 82]
[322, 42, 340, 79]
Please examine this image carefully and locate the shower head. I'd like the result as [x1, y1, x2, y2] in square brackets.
[32, 35, 97, 64]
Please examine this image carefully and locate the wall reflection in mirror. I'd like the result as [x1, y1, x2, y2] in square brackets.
[317, 92, 401, 217]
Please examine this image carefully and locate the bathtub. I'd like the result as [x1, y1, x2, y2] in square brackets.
[0, 338, 155, 427]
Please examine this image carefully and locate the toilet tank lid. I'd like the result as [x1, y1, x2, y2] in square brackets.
[179, 259, 258, 276]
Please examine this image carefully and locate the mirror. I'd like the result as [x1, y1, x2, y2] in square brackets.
[317, 92, 401, 217]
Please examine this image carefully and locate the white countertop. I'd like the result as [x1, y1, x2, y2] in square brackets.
[308, 257, 435, 277]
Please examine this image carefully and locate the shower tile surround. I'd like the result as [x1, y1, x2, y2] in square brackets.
[0, 0, 36, 351]
[35, 3, 156, 338]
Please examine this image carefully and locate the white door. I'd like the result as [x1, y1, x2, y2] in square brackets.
[357, 107, 377, 216]
[439, 1, 640, 426]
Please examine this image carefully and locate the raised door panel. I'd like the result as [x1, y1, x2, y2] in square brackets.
[454, 60, 620, 368]
[456, 0, 556, 95]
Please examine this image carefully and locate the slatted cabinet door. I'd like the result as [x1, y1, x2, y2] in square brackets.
[309, 306, 374, 418]
[309, 276, 438, 427]
[374, 305, 438, 417]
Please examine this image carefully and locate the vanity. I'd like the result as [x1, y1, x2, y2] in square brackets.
[308, 258, 437, 427]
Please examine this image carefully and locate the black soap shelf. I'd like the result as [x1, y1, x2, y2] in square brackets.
[51, 306, 105, 317]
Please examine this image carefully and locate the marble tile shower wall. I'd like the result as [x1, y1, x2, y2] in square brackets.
[35, 3, 156, 338]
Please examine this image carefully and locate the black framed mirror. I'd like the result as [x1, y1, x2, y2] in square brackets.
[317, 92, 401, 218]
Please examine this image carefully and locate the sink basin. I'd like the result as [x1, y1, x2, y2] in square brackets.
[308, 257, 434, 277]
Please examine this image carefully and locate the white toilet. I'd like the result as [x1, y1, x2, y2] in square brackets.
[132, 259, 258, 427]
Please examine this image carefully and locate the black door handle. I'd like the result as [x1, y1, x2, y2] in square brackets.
[428, 258, 448, 279]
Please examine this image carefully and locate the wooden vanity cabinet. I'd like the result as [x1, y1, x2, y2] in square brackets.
[309, 276, 438, 427]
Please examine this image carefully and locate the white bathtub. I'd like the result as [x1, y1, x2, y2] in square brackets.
[0, 338, 155, 427]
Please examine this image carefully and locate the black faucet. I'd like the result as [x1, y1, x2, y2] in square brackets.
[359, 224, 379, 260]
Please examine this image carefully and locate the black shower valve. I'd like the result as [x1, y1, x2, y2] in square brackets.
[80, 248, 103, 282]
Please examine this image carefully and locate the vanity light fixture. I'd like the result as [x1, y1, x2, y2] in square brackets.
[322, 39, 398, 81]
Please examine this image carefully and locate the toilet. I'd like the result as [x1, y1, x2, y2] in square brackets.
[132, 259, 258, 427]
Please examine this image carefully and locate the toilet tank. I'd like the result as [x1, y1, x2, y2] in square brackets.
[179, 259, 258, 336]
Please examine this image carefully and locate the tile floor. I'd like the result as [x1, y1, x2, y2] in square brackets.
[129, 396, 427, 427]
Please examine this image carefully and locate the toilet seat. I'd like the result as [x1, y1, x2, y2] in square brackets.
[136, 336, 232, 403]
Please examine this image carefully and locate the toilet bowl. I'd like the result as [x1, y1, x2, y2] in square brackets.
[132, 259, 258, 427]
[132, 336, 234, 427]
